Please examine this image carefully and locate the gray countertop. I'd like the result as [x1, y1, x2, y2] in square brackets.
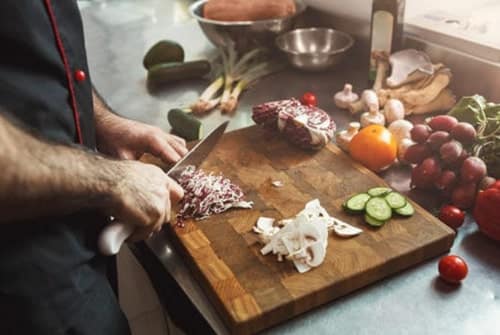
[81, 1, 500, 334]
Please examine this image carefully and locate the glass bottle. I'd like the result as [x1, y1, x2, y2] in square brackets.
[369, 0, 406, 81]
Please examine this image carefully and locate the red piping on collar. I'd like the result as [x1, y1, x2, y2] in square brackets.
[42, 0, 83, 144]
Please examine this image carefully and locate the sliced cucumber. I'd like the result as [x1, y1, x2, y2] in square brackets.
[384, 192, 407, 209]
[394, 202, 415, 217]
[367, 187, 392, 197]
[167, 108, 203, 141]
[344, 193, 371, 213]
[364, 213, 386, 227]
[365, 197, 392, 221]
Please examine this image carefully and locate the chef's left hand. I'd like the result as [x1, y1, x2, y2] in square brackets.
[97, 116, 188, 163]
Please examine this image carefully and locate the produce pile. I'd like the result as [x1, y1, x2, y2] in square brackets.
[404, 115, 489, 209]
[333, 49, 456, 170]
[175, 166, 253, 226]
[252, 98, 336, 150]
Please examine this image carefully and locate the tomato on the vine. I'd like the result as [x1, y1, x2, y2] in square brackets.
[438, 205, 465, 230]
[301, 92, 317, 107]
[438, 255, 468, 284]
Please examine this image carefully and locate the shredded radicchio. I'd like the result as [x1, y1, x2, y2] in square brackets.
[176, 166, 253, 227]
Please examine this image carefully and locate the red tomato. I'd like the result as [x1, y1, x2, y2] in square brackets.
[300, 92, 317, 107]
[438, 205, 465, 230]
[438, 255, 468, 284]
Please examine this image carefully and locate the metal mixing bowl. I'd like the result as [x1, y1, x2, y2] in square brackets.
[276, 28, 355, 71]
[189, 0, 306, 52]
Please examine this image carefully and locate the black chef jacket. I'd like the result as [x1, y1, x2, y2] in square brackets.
[0, 1, 130, 334]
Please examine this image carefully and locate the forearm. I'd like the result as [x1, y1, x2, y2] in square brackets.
[93, 88, 121, 143]
[0, 113, 121, 223]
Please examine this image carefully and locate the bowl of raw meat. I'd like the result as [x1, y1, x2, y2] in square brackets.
[190, 0, 306, 52]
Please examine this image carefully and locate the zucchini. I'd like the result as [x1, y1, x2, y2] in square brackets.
[367, 187, 392, 197]
[364, 213, 386, 227]
[344, 193, 371, 213]
[143, 40, 185, 70]
[384, 192, 407, 209]
[394, 202, 415, 217]
[365, 197, 392, 221]
[167, 109, 203, 141]
[147, 60, 211, 85]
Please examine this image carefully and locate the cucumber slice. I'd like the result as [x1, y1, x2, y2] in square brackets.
[344, 193, 371, 213]
[367, 187, 392, 197]
[384, 192, 407, 209]
[394, 202, 415, 217]
[167, 108, 203, 141]
[364, 213, 386, 227]
[365, 197, 392, 221]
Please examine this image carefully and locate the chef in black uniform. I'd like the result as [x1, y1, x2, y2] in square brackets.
[0, 1, 187, 334]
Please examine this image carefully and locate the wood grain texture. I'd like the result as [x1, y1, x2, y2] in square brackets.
[168, 126, 455, 335]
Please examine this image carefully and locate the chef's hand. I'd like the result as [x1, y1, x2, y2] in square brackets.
[97, 115, 188, 163]
[110, 160, 184, 241]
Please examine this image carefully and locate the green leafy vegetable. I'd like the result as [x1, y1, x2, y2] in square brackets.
[448, 95, 500, 178]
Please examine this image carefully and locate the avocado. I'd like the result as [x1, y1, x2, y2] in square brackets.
[143, 40, 185, 70]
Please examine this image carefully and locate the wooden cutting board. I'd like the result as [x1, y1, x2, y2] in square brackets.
[168, 126, 455, 335]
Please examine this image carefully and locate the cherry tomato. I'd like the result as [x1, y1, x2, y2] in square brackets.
[438, 255, 468, 284]
[301, 92, 317, 107]
[438, 205, 465, 230]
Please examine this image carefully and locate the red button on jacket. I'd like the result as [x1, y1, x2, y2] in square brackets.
[74, 69, 86, 82]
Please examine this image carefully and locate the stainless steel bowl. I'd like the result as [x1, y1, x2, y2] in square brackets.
[189, 0, 306, 52]
[276, 28, 355, 71]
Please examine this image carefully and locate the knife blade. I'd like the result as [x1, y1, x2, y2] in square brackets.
[98, 121, 229, 256]
[167, 120, 229, 180]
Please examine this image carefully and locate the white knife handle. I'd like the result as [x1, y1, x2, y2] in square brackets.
[98, 222, 135, 256]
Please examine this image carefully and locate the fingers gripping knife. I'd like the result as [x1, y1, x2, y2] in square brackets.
[98, 121, 229, 256]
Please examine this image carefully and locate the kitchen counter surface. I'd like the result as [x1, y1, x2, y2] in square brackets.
[81, 1, 500, 334]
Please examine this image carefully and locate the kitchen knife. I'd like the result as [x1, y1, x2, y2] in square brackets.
[98, 121, 229, 256]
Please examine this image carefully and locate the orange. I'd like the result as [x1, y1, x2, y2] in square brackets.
[349, 125, 397, 172]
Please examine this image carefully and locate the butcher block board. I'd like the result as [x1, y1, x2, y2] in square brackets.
[169, 126, 455, 335]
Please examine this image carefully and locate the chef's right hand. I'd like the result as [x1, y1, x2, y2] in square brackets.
[110, 160, 184, 241]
